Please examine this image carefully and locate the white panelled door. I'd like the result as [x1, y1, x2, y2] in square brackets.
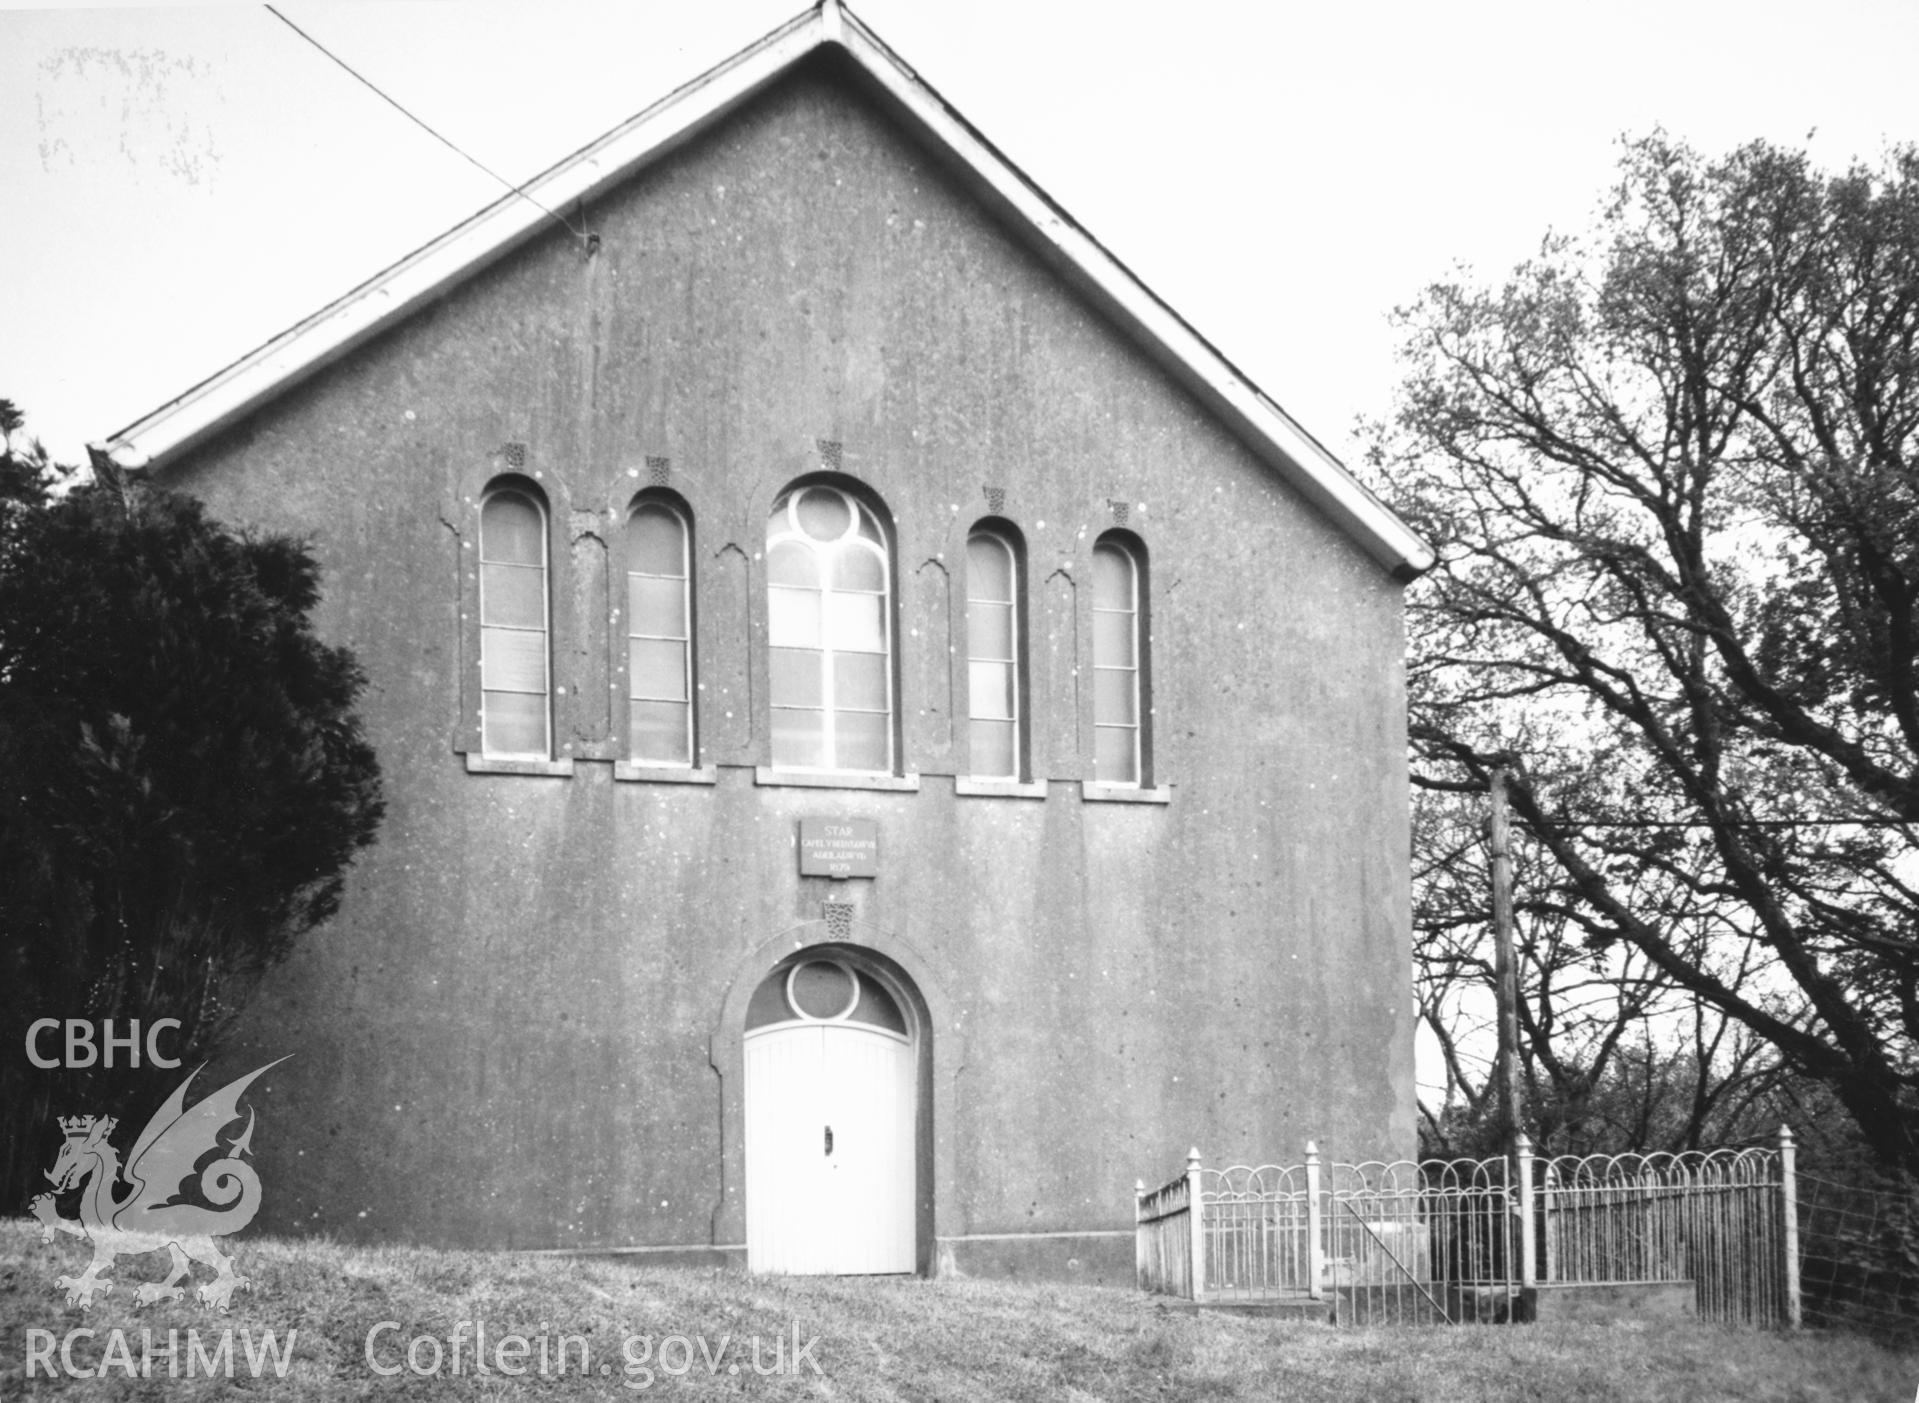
[745, 1021, 915, 1274]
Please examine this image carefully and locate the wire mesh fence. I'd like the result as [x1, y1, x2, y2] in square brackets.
[1796, 1172, 1919, 1342]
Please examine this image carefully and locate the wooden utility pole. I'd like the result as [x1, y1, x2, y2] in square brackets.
[1489, 760, 1524, 1146]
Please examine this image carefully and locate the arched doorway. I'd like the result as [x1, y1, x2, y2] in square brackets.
[743, 950, 918, 1273]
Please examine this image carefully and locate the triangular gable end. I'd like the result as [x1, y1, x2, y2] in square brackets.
[93, 0, 1433, 581]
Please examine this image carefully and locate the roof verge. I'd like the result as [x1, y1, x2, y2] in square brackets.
[94, 0, 1433, 580]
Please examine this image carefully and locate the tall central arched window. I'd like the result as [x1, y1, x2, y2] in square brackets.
[767, 484, 894, 772]
[478, 484, 551, 759]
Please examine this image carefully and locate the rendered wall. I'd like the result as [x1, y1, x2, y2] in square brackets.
[169, 55, 1415, 1270]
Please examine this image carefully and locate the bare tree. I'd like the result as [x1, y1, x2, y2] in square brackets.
[1379, 135, 1919, 1177]
[1414, 780, 1794, 1160]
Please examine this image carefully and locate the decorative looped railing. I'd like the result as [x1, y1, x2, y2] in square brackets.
[1538, 1146, 1786, 1326]
[1200, 1160, 1315, 1302]
[1137, 1130, 1800, 1328]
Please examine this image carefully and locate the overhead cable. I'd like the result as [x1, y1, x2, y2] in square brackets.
[264, 5, 593, 251]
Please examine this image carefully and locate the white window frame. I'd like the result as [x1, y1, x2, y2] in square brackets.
[766, 484, 896, 775]
[626, 498, 695, 768]
[1091, 536, 1142, 787]
[965, 528, 1022, 781]
[478, 485, 552, 760]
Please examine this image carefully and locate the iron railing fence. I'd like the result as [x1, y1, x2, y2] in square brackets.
[1198, 1158, 1314, 1303]
[1403, 1156, 1521, 1323]
[1538, 1147, 1784, 1326]
[1137, 1129, 1803, 1328]
[1134, 1158, 1198, 1301]
[1327, 1166, 1504, 1328]
[1137, 1145, 1526, 1322]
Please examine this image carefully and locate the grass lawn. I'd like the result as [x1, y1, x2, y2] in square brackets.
[1, 1219, 1911, 1400]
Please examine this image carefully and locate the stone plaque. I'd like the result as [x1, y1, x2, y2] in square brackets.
[798, 818, 879, 879]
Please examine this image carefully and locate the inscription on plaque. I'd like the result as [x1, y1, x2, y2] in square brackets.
[799, 818, 879, 879]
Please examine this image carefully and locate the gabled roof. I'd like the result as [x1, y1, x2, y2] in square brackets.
[96, 0, 1433, 580]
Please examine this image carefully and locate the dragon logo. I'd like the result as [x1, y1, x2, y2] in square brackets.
[30, 1059, 288, 1311]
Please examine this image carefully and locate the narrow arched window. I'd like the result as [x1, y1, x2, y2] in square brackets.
[627, 498, 694, 766]
[966, 528, 1021, 780]
[1091, 535, 1145, 786]
[767, 483, 894, 772]
[478, 485, 551, 758]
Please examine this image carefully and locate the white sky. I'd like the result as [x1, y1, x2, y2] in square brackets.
[5, 0, 1916, 473]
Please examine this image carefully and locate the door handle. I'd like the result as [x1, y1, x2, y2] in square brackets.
[824, 1125, 833, 1157]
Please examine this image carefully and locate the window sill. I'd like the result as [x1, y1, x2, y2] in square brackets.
[614, 762, 718, 785]
[464, 753, 576, 778]
[1082, 783, 1171, 805]
[955, 777, 1049, 799]
[754, 767, 921, 793]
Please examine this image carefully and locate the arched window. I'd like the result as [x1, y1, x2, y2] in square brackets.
[627, 497, 694, 766]
[966, 527, 1022, 780]
[478, 484, 551, 759]
[766, 483, 894, 773]
[1091, 534, 1146, 786]
[744, 957, 909, 1036]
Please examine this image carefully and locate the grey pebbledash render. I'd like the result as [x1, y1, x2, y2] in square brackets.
[95, 0, 1431, 1279]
